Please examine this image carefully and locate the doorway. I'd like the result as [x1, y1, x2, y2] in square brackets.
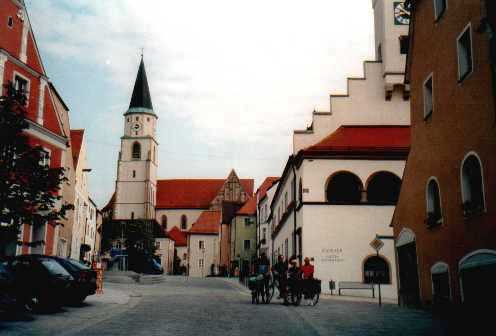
[397, 241, 420, 306]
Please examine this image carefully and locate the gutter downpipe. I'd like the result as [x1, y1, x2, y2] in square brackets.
[292, 160, 298, 264]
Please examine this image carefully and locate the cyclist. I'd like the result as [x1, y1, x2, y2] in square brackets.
[301, 257, 315, 305]
[286, 256, 301, 305]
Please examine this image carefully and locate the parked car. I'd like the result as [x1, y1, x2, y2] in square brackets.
[48, 257, 97, 304]
[0, 260, 23, 313]
[9, 255, 75, 311]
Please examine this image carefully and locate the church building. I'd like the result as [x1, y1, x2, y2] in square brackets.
[107, 57, 254, 275]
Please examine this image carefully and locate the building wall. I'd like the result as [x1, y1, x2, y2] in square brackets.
[230, 215, 256, 265]
[302, 205, 398, 299]
[257, 183, 278, 259]
[392, 0, 496, 305]
[156, 238, 174, 274]
[188, 234, 219, 277]
[70, 140, 90, 260]
[155, 209, 204, 232]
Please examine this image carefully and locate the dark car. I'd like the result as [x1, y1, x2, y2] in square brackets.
[49, 257, 97, 304]
[9, 255, 74, 311]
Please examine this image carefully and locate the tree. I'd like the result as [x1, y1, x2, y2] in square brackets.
[0, 82, 73, 255]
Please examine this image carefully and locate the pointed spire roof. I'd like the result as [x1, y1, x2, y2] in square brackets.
[127, 57, 155, 115]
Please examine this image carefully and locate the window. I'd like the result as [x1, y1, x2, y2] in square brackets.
[127, 117, 130, 122]
[461, 154, 485, 216]
[147, 117, 150, 122]
[181, 215, 187, 230]
[131, 212, 135, 220]
[326, 172, 363, 204]
[244, 240, 251, 250]
[423, 74, 433, 119]
[132, 170, 136, 178]
[14, 74, 29, 97]
[298, 179, 303, 203]
[399, 35, 409, 55]
[377, 44, 382, 62]
[39, 148, 50, 167]
[367, 172, 402, 204]
[363, 256, 390, 284]
[284, 239, 288, 260]
[7, 16, 13, 28]
[161, 215, 167, 230]
[426, 178, 443, 226]
[135, 116, 139, 121]
[262, 228, 267, 241]
[284, 192, 288, 208]
[433, 0, 447, 21]
[199, 240, 204, 250]
[199, 259, 204, 268]
[457, 24, 473, 82]
[132, 142, 141, 159]
[244, 218, 252, 226]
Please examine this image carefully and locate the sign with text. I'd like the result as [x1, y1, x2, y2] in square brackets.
[320, 248, 344, 263]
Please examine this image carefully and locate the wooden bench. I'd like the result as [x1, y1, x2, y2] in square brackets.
[338, 281, 375, 298]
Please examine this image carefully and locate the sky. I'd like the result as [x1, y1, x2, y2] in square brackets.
[25, 0, 376, 207]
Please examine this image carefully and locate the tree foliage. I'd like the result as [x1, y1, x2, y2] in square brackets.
[0, 83, 73, 254]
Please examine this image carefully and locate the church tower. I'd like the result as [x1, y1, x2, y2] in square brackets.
[113, 57, 158, 221]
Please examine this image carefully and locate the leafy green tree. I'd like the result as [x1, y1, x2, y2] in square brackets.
[0, 82, 73, 255]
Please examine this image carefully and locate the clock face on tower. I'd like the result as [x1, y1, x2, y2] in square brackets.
[394, 1, 411, 25]
[132, 122, 141, 132]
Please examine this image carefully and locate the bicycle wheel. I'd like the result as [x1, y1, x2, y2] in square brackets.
[311, 292, 320, 306]
[264, 283, 275, 304]
[290, 290, 302, 306]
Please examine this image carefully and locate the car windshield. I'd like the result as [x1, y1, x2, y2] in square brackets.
[40, 259, 71, 276]
[65, 258, 90, 271]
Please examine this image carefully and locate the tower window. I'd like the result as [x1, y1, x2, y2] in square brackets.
[147, 117, 150, 122]
[135, 116, 139, 121]
[132, 142, 141, 160]
[7, 16, 13, 28]
[399, 35, 409, 55]
[132, 170, 136, 178]
[161, 215, 167, 230]
[433, 0, 447, 21]
[423, 74, 433, 119]
[457, 24, 473, 82]
[127, 117, 130, 122]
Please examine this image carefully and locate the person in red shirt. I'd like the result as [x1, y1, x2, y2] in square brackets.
[301, 257, 314, 279]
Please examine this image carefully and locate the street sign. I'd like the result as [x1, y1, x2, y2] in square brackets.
[370, 237, 384, 252]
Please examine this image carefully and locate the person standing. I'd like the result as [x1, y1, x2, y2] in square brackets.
[272, 255, 288, 301]
[301, 257, 315, 306]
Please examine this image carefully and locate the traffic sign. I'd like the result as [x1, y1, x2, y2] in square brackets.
[370, 238, 384, 252]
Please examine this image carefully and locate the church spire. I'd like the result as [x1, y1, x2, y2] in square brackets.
[128, 56, 154, 113]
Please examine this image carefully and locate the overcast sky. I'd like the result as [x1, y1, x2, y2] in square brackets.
[26, 0, 376, 207]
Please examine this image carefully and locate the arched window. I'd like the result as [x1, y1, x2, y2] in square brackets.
[367, 171, 402, 204]
[461, 154, 485, 216]
[181, 215, 187, 230]
[161, 215, 167, 230]
[326, 172, 363, 204]
[426, 178, 442, 226]
[132, 142, 141, 160]
[298, 179, 303, 203]
[363, 256, 390, 284]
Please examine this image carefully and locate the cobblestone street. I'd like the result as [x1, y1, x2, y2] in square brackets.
[0, 276, 446, 336]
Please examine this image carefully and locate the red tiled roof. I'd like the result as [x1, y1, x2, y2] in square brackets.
[304, 126, 410, 154]
[256, 177, 279, 200]
[168, 226, 187, 246]
[70, 129, 84, 167]
[188, 210, 221, 234]
[156, 179, 254, 209]
[237, 196, 257, 215]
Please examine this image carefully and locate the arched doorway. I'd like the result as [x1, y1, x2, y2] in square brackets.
[459, 250, 496, 306]
[396, 228, 420, 306]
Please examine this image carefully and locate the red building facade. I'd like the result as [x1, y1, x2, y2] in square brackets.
[392, 0, 496, 307]
[1, 0, 69, 255]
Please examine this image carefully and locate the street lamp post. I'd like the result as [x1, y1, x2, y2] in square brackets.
[370, 237, 385, 307]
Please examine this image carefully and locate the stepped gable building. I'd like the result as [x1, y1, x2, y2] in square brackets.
[271, 0, 412, 299]
[1, 0, 72, 256]
[392, 0, 496, 308]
